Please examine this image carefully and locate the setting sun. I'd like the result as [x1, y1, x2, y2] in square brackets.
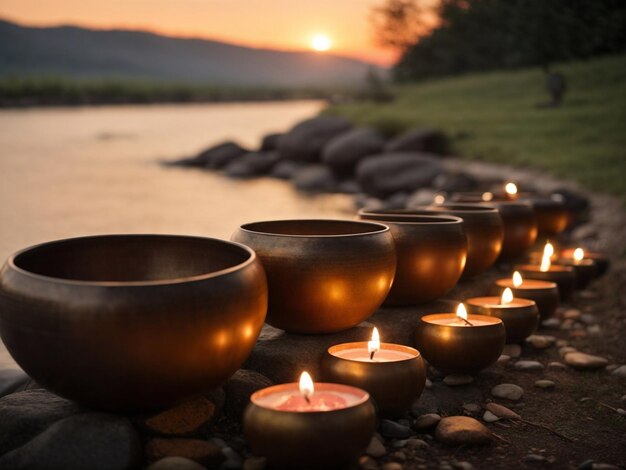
[311, 34, 332, 52]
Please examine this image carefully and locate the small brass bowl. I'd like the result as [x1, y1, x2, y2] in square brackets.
[561, 248, 609, 278]
[424, 204, 504, 277]
[320, 342, 426, 417]
[232, 220, 396, 334]
[0, 235, 268, 411]
[483, 202, 538, 259]
[520, 197, 569, 236]
[415, 313, 505, 374]
[244, 383, 376, 469]
[515, 264, 576, 301]
[494, 278, 559, 320]
[557, 258, 597, 290]
[466, 297, 539, 343]
[357, 210, 467, 305]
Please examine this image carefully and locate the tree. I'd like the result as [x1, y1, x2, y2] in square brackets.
[370, 0, 426, 52]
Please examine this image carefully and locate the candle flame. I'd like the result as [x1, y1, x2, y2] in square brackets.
[501, 287, 514, 305]
[481, 192, 494, 202]
[299, 371, 314, 399]
[505, 182, 518, 195]
[574, 248, 584, 262]
[540, 242, 553, 272]
[434, 194, 445, 205]
[456, 303, 468, 321]
[513, 271, 523, 287]
[368, 327, 380, 355]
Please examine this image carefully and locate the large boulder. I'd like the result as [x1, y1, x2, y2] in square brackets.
[278, 117, 352, 162]
[269, 160, 305, 180]
[259, 133, 284, 151]
[322, 128, 386, 176]
[385, 128, 448, 155]
[224, 152, 280, 178]
[356, 152, 443, 198]
[181, 141, 249, 168]
[292, 165, 338, 193]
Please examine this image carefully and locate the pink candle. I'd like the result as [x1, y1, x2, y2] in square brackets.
[331, 345, 416, 363]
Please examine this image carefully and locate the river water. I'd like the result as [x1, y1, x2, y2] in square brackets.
[0, 100, 354, 370]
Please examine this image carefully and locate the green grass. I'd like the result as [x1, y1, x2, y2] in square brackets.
[326, 55, 626, 198]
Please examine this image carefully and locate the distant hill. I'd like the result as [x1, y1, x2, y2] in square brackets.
[0, 19, 383, 87]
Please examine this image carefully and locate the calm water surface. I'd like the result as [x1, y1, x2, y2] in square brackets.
[0, 101, 354, 370]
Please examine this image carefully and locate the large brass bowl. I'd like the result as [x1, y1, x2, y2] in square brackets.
[0, 235, 268, 411]
[483, 202, 537, 259]
[358, 210, 467, 305]
[232, 220, 396, 334]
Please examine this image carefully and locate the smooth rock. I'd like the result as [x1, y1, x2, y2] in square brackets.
[147, 456, 207, 470]
[443, 374, 474, 386]
[186, 141, 248, 168]
[225, 152, 279, 178]
[563, 309, 581, 320]
[559, 347, 578, 358]
[564, 352, 609, 370]
[611, 365, 626, 378]
[514, 361, 544, 371]
[534, 380, 555, 389]
[358, 455, 378, 470]
[366, 436, 387, 458]
[526, 335, 555, 349]
[587, 325, 602, 336]
[292, 165, 338, 192]
[144, 397, 216, 436]
[485, 402, 520, 420]
[382, 463, 403, 470]
[406, 438, 429, 448]
[425, 378, 433, 389]
[242, 456, 267, 470]
[269, 160, 304, 179]
[278, 116, 352, 162]
[0, 388, 83, 455]
[454, 462, 475, 470]
[0, 368, 29, 398]
[380, 419, 413, 439]
[542, 318, 561, 329]
[392, 439, 407, 449]
[482, 411, 499, 423]
[491, 384, 524, 401]
[579, 314, 597, 325]
[523, 454, 547, 463]
[463, 404, 481, 414]
[0, 413, 141, 470]
[385, 128, 448, 155]
[502, 344, 521, 358]
[435, 416, 493, 446]
[356, 153, 442, 198]
[433, 171, 479, 192]
[223, 369, 273, 420]
[390, 450, 406, 462]
[322, 128, 385, 176]
[259, 133, 283, 151]
[497, 354, 511, 366]
[145, 438, 224, 467]
[413, 413, 441, 430]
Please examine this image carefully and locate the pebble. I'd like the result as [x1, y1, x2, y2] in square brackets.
[380, 420, 413, 439]
[497, 355, 511, 366]
[534, 380, 555, 389]
[443, 374, 474, 386]
[390, 450, 406, 462]
[382, 463, 403, 470]
[526, 335, 555, 349]
[359, 455, 378, 470]
[414, 413, 441, 430]
[406, 438, 429, 448]
[548, 361, 567, 369]
[454, 462, 474, 470]
[514, 361, 544, 371]
[542, 318, 561, 329]
[564, 352, 609, 370]
[523, 454, 548, 463]
[587, 325, 602, 336]
[559, 347, 578, 358]
[579, 397, 593, 403]
[434, 416, 492, 446]
[145, 438, 224, 467]
[144, 397, 216, 436]
[147, 457, 207, 470]
[482, 411, 499, 423]
[579, 314, 597, 325]
[392, 440, 407, 449]
[425, 378, 433, 389]
[242, 457, 267, 470]
[617, 409, 626, 416]
[366, 436, 387, 458]
[485, 402, 520, 419]
[491, 384, 524, 401]
[463, 404, 481, 414]
[563, 309, 581, 320]
[502, 344, 521, 358]
[621, 395, 626, 403]
[556, 340, 569, 347]
[560, 319, 574, 330]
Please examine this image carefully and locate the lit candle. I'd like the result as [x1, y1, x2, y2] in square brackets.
[244, 372, 376, 469]
[321, 327, 426, 417]
[415, 304, 505, 374]
[515, 241, 575, 301]
[561, 247, 609, 278]
[556, 247, 597, 290]
[466, 288, 539, 343]
[505, 182, 518, 200]
[494, 271, 559, 319]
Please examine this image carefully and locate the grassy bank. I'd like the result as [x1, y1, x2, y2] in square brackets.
[326, 55, 626, 198]
[0, 76, 335, 107]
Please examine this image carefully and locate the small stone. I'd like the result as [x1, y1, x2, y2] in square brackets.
[366, 436, 387, 458]
[605, 364, 619, 373]
[242, 457, 267, 470]
[524, 454, 547, 463]
[556, 340, 568, 347]
[406, 438, 429, 448]
[620, 395, 626, 402]
[145, 397, 216, 436]
[443, 374, 474, 386]
[559, 347, 578, 358]
[463, 403, 481, 414]
[425, 378, 433, 389]
[392, 440, 407, 448]
[382, 463, 403, 470]
[497, 355, 511, 366]
[564, 352, 609, 370]
[587, 325, 602, 336]
[526, 335, 555, 349]
[380, 419, 413, 439]
[534, 380, 555, 389]
[613, 366, 626, 378]
[414, 413, 441, 430]
[147, 457, 207, 470]
[358, 455, 378, 470]
[563, 309, 581, 320]
[491, 384, 524, 401]
[579, 314, 597, 325]
[454, 462, 474, 470]
[548, 361, 566, 370]
[482, 411, 499, 423]
[560, 319, 574, 330]
[485, 402, 521, 420]
[390, 450, 406, 462]
[617, 409, 626, 416]
[145, 438, 224, 467]
[542, 318, 561, 329]
[514, 361, 544, 371]
[435, 416, 492, 446]
[502, 344, 521, 358]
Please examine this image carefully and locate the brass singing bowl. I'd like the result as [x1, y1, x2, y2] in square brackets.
[423, 204, 504, 277]
[232, 220, 396, 334]
[357, 210, 467, 305]
[493, 279, 559, 320]
[482, 202, 537, 259]
[520, 197, 569, 236]
[561, 248, 609, 278]
[0, 235, 268, 411]
[466, 297, 539, 344]
[515, 264, 576, 301]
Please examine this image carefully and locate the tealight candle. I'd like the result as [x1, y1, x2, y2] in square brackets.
[556, 248, 597, 290]
[494, 271, 559, 319]
[516, 241, 575, 301]
[561, 247, 609, 278]
[415, 304, 505, 374]
[320, 327, 426, 417]
[504, 182, 519, 201]
[466, 288, 539, 343]
[244, 372, 376, 470]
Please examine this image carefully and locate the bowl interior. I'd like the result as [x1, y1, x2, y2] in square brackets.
[240, 219, 387, 237]
[12, 235, 251, 283]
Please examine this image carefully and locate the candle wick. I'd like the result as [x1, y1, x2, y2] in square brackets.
[370, 350, 376, 361]
[304, 395, 311, 404]
[462, 317, 474, 326]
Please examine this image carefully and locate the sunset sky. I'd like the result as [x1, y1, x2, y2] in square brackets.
[0, 0, 399, 65]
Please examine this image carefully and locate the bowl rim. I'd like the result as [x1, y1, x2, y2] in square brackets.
[357, 209, 463, 225]
[425, 203, 500, 213]
[6, 234, 258, 287]
[237, 218, 391, 238]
